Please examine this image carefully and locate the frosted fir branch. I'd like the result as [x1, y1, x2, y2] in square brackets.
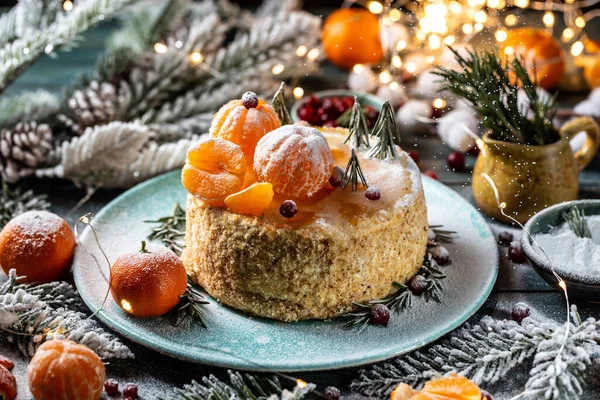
[256, 0, 303, 18]
[0, 90, 60, 129]
[351, 315, 600, 398]
[14, 0, 62, 38]
[0, 179, 50, 228]
[0, 7, 17, 49]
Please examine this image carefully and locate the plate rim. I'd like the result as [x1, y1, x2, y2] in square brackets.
[74, 170, 499, 372]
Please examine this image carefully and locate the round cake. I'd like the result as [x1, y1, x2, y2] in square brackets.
[182, 127, 428, 321]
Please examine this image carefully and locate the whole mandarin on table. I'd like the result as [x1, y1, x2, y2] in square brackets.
[0, 211, 75, 283]
[182, 137, 247, 206]
[27, 340, 106, 400]
[110, 241, 187, 318]
[210, 91, 280, 163]
[253, 125, 334, 198]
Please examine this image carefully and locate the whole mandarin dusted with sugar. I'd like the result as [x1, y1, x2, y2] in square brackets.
[182, 137, 247, 206]
[209, 91, 280, 163]
[110, 242, 187, 318]
[0, 365, 16, 400]
[224, 182, 274, 216]
[28, 340, 106, 400]
[253, 125, 334, 198]
[0, 211, 75, 283]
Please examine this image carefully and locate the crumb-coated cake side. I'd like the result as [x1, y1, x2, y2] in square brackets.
[182, 128, 428, 321]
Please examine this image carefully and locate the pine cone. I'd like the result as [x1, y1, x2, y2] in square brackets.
[59, 80, 118, 135]
[0, 122, 54, 183]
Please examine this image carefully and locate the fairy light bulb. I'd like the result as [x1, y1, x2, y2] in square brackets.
[396, 40, 407, 51]
[462, 24, 473, 34]
[389, 9, 401, 22]
[392, 55, 403, 68]
[153, 42, 168, 53]
[353, 64, 365, 74]
[271, 64, 285, 75]
[307, 48, 320, 61]
[429, 34, 441, 50]
[297, 380, 308, 389]
[505, 14, 518, 26]
[504, 46, 515, 56]
[443, 35, 456, 45]
[571, 41, 584, 56]
[389, 81, 400, 91]
[121, 299, 133, 312]
[367, 1, 384, 14]
[406, 61, 417, 73]
[293, 87, 304, 99]
[543, 11, 555, 27]
[515, 0, 529, 7]
[487, 0, 499, 8]
[296, 45, 307, 57]
[432, 98, 446, 109]
[379, 70, 392, 84]
[474, 23, 484, 32]
[189, 52, 203, 64]
[474, 10, 488, 23]
[575, 16, 586, 28]
[449, 1, 462, 13]
[562, 28, 575, 41]
[495, 29, 508, 42]
[63, 0, 73, 11]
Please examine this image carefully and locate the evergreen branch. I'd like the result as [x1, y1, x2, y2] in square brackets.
[271, 82, 292, 125]
[0, 179, 50, 228]
[562, 206, 592, 239]
[368, 101, 400, 160]
[0, 90, 60, 129]
[169, 280, 209, 328]
[341, 149, 368, 191]
[146, 202, 186, 255]
[0, 7, 17, 49]
[344, 97, 370, 149]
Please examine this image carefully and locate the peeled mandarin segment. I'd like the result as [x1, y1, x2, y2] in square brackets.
[391, 383, 419, 400]
[224, 182, 274, 216]
[242, 168, 258, 189]
[421, 376, 481, 400]
[182, 138, 247, 206]
[253, 125, 335, 198]
[408, 393, 451, 400]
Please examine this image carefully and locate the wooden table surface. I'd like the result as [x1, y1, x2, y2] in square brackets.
[2, 17, 600, 400]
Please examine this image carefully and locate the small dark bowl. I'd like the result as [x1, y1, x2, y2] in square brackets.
[522, 200, 600, 301]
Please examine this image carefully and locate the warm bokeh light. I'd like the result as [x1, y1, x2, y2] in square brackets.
[63, 0, 73, 11]
[406, 61, 417, 73]
[293, 87, 304, 99]
[189, 52, 203, 64]
[495, 29, 507, 42]
[543, 11, 555, 27]
[575, 16, 586, 28]
[432, 98, 447, 109]
[396, 40, 407, 51]
[389, 9, 402, 22]
[121, 299, 133, 312]
[353, 64, 365, 74]
[296, 45, 307, 57]
[379, 70, 392, 84]
[307, 48, 320, 61]
[462, 23, 473, 34]
[271, 64, 285, 75]
[505, 14, 518, 26]
[429, 34, 441, 49]
[154, 42, 168, 53]
[514, 0, 529, 7]
[562, 28, 575, 41]
[392, 55, 403, 68]
[571, 41, 584, 56]
[367, 1, 384, 14]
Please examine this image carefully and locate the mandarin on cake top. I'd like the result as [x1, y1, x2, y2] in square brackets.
[210, 91, 280, 163]
[253, 124, 335, 198]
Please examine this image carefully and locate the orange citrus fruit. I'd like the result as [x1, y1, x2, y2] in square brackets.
[225, 182, 274, 216]
[420, 375, 482, 400]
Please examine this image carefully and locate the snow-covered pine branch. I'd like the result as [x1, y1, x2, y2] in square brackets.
[0, 90, 60, 130]
[15, 0, 62, 38]
[256, 0, 303, 19]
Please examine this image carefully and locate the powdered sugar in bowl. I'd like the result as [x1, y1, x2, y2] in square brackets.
[522, 200, 600, 300]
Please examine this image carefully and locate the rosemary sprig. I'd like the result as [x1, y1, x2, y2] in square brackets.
[367, 101, 401, 160]
[342, 250, 447, 329]
[429, 225, 457, 244]
[0, 179, 50, 228]
[434, 48, 559, 145]
[145, 202, 186, 255]
[272, 81, 292, 126]
[169, 280, 210, 328]
[344, 96, 371, 149]
[562, 206, 592, 239]
[341, 149, 369, 191]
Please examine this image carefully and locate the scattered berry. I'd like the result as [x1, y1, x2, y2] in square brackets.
[369, 304, 390, 326]
[430, 246, 451, 265]
[0, 355, 13, 371]
[409, 275, 429, 296]
[423, 170, 438, 180]
[508, 242, 527, 263]
[297, 105, 314, 122]
[241, 91, 259, 109]
[329, 166, 345, 188]
[481, 389, 494, 400]
[280, 200, 298, 219]
[104, 379, 119, 396]
[511, 302, 531, 323]
[408, 150, 420, 164]
[296, 96, 380, 127]
[123, 383, 138, 399]
[365, 186, 381, 201]
[324, 386, 341, 400]
[447, 151, 466, 172]
[498, 231, 513, 246]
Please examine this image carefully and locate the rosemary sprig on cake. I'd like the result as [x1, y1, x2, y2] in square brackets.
[341, 149, 369, 191]
[344, 96, 371, 149]
[435, 48, 559, 145]
[145, 202, 185, 255]
[562, 206, 592, 239]
[272, 82, 293, 126]
[368, 101, 401, 160]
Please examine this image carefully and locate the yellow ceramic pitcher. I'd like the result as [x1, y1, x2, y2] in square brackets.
[472, 116, 600, 224]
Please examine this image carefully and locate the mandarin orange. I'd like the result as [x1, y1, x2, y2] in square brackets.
[420, 375, 482, 400]
[0, 211, 75, 283]
[110, 242, 187, 318]
[210, 92, 280, 163]
[27, 340, 106, 400]
[390, 383, 419, 400]
[0, 365, 16, 400]
[253, 125, 334, 198]
[584, 55, 600, 88]
[182, 137, 247, 206]
[225, 182, 274, 216]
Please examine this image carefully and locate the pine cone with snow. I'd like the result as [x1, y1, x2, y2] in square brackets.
[0, 122, 54, 183]
[59, 80, 118, 135]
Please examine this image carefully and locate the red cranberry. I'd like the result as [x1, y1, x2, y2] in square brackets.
[322, 98, 335, 112]
[104, 379, 119, 395]
[423, 170, 438, 180]
[511, 302, 531, 323]
[508, 242, 527, 263]
[323, 120, 337, 128]
[280, 200, 298, 219]
[408, 150, 420, 164]
[241, 91, 258, 109]
[369, 304, 390, 326]
[447, 151, 466, 172]
[319, 112, 331, 123]
[365, 186, 381, 201]
[409, 275, 429, 296]
[467, 145, 481, 157]
[306, 95, 320, 107]
[481, 389, 494, 400]
[430, 245, 450, 265]
[324, 386, 341, 400]
[329, 166, 344, 188]
[298, 105, 315, 122]
[342, 96, 354, 108]
[498, 231, 513, 246]
[122, 383, 138, 399]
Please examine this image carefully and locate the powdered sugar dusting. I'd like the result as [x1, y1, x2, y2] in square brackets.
[4, 211, 67, 249]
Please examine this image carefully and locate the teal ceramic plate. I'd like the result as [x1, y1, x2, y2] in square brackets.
[73, 171, 498, 372]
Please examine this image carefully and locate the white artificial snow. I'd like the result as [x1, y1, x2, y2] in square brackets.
[533, 215, 600, 277]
